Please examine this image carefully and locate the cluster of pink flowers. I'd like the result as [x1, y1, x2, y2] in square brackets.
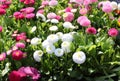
[0, 0, 11, 15]
[41, 0, 58, 7]
[13, 7, 35, 19]
[19, 0, 35, 6]
[9, 66, 40, 81]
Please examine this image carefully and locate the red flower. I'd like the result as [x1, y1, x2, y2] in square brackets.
[12, 50, 23, 60]
[9, 71, 26, 81]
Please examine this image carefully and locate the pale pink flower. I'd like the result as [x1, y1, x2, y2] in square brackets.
[83, 0, 91, 6]
[80, 19, 91, 27]
[77, 16, 88, 23]
[47, 12, 57, 19]
[75, 0, 83, 4]
[79, 8, 88, 15]
[108, 28, 118, 37]
[0, 53, 6, 61]
[63, 12, 74, 22]
[102, 1, 113, 13]
[37, 9, 44, 14]
[42, 0, 49, 6]
[49, 0, 58, 6]
[86, 27, 97, 34]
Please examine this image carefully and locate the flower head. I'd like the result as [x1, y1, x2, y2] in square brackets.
[108, 28, 118, 37]
[33, 50, 43, 62]
[54, 48, 64, 57]
[0, 53, 6, 61]
[72, 51, 86, 64]
[12, 50, 24, 60]
[86, 27, 97, 34]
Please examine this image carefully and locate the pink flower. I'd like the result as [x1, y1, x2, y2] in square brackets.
[20, 7, 35, 14]
[0, 8, 6, 15]
[80, 19, 91, 27]
[49, 0, 58, 6]
[12, 50, 24, 60]
[86, 27, 97, 34]
[18, 67, 40, 80]
[25, 13, 35, 19]
[37, 9, 44, 14]
[15, 42, 26, 48]
[24, 0, 35, 5]
[108, 28, 118, 37]
[102, 1, 112, 13]
[79, 8, 88, 15]
[0, 53, 6, 61]
[41, 1, 49, 6]
[65, 7, 72, 12]
[77, 16, 88, 23]
[9, 71, 26, 81]
[75, 0, 83, 4]
[47, 12, 57, 19]
[55, 15, 61, 20]
[83, 0, 91, 6]
[63, 12, 74, 22]
[13, 12, 25, 19]
[0, 26, 3, 32]
[16, 33, 27, 41]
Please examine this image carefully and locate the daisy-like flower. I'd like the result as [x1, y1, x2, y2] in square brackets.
[49, 0, 58, 6]
[62, 33, 73, 42]
[110, 1, 118, 10]
[30, 26, 37, 33]
[51, 19, 59, 24]
[46, 45, 56, 54]
[63, 22, 73, 28]
[108, 28, 118, 37]
[54, 48, 64, 57]
[33, 50, 43, 62]
[42, 40, 52, 48]
[47, 34, 59, 43]
[49, 26, 58, 31]
[36, 13, 46, 21]
[31, 37, 41, 45]
[0, 53, 6, 61]
[56, 32, 63, 39]
[118, 3, 120, 10]
[72, 51, 86, 64]
[61, 41, 71, 53]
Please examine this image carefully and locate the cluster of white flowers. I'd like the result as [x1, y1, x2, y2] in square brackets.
[63, 22, 76, 29]
[41, 32, 74, 56]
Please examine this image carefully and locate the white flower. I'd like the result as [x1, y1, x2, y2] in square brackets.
[49, 26, 58, 31]
[54, 48, 64, 57]
[62, 33, 73, 42]
[30, 26, 37, 33]
[69, 31, 77, 35]
[63, 22, 73, 28]
[71, 9, 77, 13]
[51, 19, 59, 24]
[72, 51, 86, 64]
[118, 3, 120, 10]
[46, 45, 56, 54]
[42, 40, 52, 48]
[61, 41, 71, 53]
[31, 37, 41, 45]
[111, 1, 118, 10]
[36, 13, 46, 21]
[56, 32, 63, 39]
[47, 34, 59, 43]
[33, 50, 43, 62]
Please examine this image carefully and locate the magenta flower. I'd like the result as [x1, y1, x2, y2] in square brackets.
[0, 53, 6, 61]
[13, 12, 25, 19]
[9, 71, 26, 81]
[18, 66, 40, 80]
[0, 26, 3, 32]
[47, 12, 57, 19]
[0, 8, 6, 15]
[16, 33, 27, 41]
[12, 50, 24, 60]
[86, 27, 97, 34]
[63, 12, 74, 22]
[65, 7, 72, 12]
[55, 15, 61, 20]
[15, 42, 26, 48]
[108, 28, 118, 37]
[37, 9, 44, 14]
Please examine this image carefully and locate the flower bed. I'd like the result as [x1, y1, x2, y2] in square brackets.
[0, 0, 120, 81]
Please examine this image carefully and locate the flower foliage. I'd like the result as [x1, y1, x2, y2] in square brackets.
[1, 0, 120, 81]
